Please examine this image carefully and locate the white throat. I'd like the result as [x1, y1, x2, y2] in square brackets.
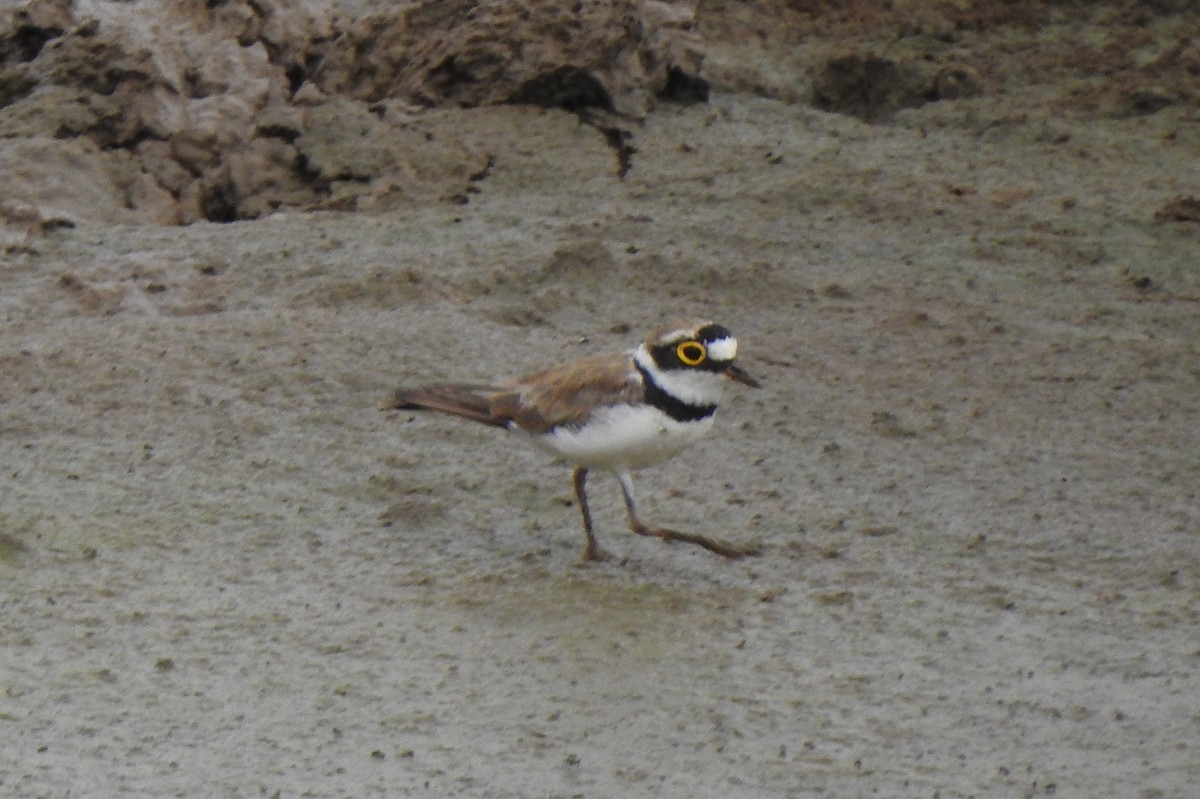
[634, 345, 726, 407]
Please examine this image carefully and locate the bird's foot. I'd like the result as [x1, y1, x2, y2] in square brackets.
[630, 521, 760, 559]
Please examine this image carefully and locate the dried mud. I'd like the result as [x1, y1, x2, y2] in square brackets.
[2, 2, 1199, 798]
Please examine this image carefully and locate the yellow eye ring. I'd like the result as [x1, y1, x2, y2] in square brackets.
[676, 341, 707, 366]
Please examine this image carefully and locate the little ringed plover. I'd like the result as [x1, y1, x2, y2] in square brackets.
[385, 319, 761, 561]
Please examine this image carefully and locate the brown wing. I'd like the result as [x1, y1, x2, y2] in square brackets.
[386, 383, 512, 428]
[491, 352, 644, 435]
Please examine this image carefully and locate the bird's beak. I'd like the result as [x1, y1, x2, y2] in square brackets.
[724, 363, 761, 388]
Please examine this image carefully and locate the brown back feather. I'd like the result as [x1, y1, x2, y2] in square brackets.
[387, 353, 644, 435]
[492, 352, 644, 435]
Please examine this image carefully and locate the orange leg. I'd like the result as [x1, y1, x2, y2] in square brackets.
[616, 472, 760, 559]
[572, 467, 611, 562]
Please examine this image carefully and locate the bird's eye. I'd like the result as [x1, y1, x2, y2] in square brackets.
[676, 341, 707, 366]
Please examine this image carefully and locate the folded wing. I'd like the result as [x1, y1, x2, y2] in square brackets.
[496, 353, 644, 435]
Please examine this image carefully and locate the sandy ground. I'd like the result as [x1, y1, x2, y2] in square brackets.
[3, 57, 1200, 799]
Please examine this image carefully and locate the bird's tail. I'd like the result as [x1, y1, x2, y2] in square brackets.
[384, 384, 512, 428]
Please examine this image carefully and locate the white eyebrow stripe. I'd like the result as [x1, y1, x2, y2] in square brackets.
[706, 336, 737, 361]
[662, 328, 694, 342]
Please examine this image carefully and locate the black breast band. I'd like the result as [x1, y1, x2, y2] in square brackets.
[635, 362, 718, 423]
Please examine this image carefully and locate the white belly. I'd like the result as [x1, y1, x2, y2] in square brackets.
[530, 404, 715, 471]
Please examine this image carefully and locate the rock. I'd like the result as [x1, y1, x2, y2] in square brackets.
[0, 137, 146, 226]
[811, 52, 980, 123]
[294, 98, 488, 211]
[314, 0, 706, 118]
[0, 0, 707, 225]
[1, 0, 73, 65]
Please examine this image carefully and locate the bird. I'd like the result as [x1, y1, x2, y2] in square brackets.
[384, 319, 761, 562]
